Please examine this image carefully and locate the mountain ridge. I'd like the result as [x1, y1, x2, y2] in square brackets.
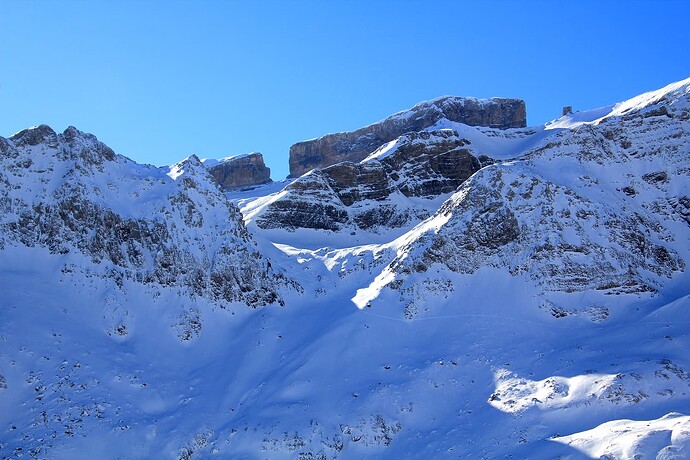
[288, 95, 526, 178]
[1, 77, 690, 459]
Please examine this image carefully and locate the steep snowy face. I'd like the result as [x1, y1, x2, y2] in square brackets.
[545, 75, 690, 130]
[353, 79, 690, 314]
[0, 125, 286, 308]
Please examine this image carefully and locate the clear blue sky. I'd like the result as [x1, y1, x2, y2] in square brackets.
[2, 0, 689, 180]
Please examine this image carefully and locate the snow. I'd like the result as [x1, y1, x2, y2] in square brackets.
[552, 413, 690, 458]
[607, 76, 690, 117]
[545, 76, 690, 130]
[235, 188, 289, 225]
[351, 194, 455, 309]
[166, 160, 186, 180]
[2, 76, 690, 458]
[360, 139, 399, 163]
[544, 104, 616, 130]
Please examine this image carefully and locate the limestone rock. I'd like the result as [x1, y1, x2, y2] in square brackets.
[255, 130, 481, 232]
[374, 130, 479, 197]
[289, 96, 525, 177]
[255, 170, 350, 232]
[366, 84, 690, 309]
[207, 153, 271, 190]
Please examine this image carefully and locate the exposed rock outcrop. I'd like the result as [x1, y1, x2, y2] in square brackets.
[352, 80, 690, 311]
[393, 167, 681, 295]
[288, 96, 525, 177]
[9, 124, 60, 148]
[207, 153, 271, 190]
[255, 130, 480, 232]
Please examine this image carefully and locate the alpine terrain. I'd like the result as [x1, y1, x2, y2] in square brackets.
[2, 77, 690, 459]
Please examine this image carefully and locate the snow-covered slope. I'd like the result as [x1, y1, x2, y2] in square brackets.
[0, 125, 288, 309]
[2, 77, 690, 459]
[352, 77, 690, 314]
[545, 76, 690, 130]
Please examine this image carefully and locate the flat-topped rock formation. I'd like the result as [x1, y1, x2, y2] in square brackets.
[288, 96, 526, 177]
[206, 152, 271, 190]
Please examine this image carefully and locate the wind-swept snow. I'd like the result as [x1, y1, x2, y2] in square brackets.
[552, 413, 690, 458]
[546, 76, 690, 130]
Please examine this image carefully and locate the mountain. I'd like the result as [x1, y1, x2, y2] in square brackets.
[203, 153, 271, 191]
[0, 125, 291, 308]
[1, 77, 690, 459]
[288, 96, 526, 177]
[247, 130, 480, 240]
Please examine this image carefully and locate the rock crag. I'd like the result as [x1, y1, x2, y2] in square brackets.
[0, 126, 287, 308]
[207, 153, 271, 190]
[255, 129, 480, 233]
[288, 96, 525, 177]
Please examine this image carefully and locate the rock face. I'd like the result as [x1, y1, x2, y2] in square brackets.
[390, 165, 682, 299]
[351, 78, 690, 313]
[288, 96, 526, 177]
[207, 153, 271, 190]
[254, 129, 481, 233]
[0, 125, 288, 308]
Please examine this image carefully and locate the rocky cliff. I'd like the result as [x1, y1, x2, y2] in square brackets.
[206, 152, 271, 190]
[252, 129, 480, 234]
[288, 96, 526, 177]
[351, 77, 690, 316]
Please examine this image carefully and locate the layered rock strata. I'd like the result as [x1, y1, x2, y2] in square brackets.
[207, 153, 271, 190]
[288, 96, 525, 177]
[255, 130, 480, 232]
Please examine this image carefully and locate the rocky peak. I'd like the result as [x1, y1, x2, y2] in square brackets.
[0, 127, 290, 308]
[61, 126, 116, 165]
[288, 96, 525, 177]
[4, 124, 117, 169]
[169, 154, 206, 177]
[62, 125, 86, 141]
[9, 124, 59, 148]
[167, 155, 225, 203]
[206, 152, 271, 190]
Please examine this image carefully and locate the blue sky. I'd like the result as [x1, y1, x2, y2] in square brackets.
[2, 0, 689, 180]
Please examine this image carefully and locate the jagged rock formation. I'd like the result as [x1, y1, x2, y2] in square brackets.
[206, 152, 271, 190]
[254, 130, 481, 232]
[0, 125, 287, 308]
[288, 96, 526, 177]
